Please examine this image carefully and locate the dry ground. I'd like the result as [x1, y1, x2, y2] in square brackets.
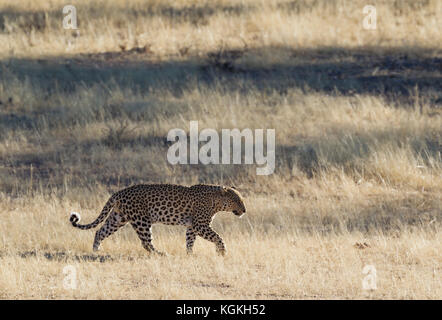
[0, 0, 441, 299]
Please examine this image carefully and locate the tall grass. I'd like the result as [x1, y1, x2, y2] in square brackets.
[0, 0, 440, 299]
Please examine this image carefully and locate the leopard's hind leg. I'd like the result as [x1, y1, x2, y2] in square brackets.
[93, 209, 128, 251]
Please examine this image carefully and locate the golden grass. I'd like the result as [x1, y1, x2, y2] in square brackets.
[0, 193, 440, 299]
[1, 0, 441, 58]
[0, 0, 441, 299]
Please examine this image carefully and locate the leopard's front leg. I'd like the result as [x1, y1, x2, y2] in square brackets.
[195, 223, 226, 256]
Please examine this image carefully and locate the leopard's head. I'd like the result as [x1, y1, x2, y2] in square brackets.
[219, 186, 246, 217]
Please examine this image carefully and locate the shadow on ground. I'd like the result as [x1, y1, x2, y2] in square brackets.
[3, 250, 139, 262]
[1, 46, 441, 107]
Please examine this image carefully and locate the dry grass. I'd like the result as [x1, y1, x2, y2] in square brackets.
[1, 193, 440, 299]
[0, 0, 441, 299]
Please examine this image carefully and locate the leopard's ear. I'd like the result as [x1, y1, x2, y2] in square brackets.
[231, 186, 237, 190]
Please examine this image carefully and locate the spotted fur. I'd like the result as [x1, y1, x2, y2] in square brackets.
[69, 184, 246, 256]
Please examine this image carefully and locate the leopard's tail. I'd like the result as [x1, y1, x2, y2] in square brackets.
[69, 196, 118, 230]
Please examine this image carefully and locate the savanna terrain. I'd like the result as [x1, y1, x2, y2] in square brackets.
[0, 0, 441, 299]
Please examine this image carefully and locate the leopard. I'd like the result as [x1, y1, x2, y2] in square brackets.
[69, 184, 246, 256]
